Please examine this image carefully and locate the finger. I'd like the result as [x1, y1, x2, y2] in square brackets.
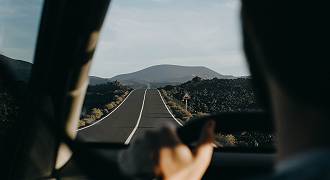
[153, 124, 182, 176]
[193, 120, 215, 170]
[197, 120, 215, 146]
[159, 124, 182, 148]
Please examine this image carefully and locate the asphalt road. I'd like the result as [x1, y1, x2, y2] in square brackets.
[78, 89, 182, 144]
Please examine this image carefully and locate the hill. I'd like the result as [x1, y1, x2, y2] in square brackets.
[89, 76, 111, 85]
[0, 54, 111, 86]
[0, 54, 30, 141]
[110, 64, 235, 87]
[0, 54, 32, 82]
[0, 54, 132, 129]
[0, 54, 237, 89]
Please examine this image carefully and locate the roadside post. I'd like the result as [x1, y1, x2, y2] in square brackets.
[182, 93, 191, 111]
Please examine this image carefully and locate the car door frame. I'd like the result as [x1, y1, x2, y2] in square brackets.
[7, 0, 111, 179]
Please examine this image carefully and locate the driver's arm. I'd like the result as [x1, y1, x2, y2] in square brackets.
[118, 121, 215, 180]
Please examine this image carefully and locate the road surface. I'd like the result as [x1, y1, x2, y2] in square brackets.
[78, 89, 182, 144]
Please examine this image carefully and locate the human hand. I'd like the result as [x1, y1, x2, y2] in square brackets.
[118, 120, 215, 180]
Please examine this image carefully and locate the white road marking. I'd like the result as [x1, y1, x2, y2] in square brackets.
[77, 90, 135, 131]
[157, 89, 183, 126]
[124, 89, 148, 144]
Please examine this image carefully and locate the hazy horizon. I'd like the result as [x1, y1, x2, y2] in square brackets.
[1, 0, 250, 78]
[92, 64, 243, 79]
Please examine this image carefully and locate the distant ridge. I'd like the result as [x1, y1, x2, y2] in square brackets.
[110, 64, 235, 85]
[0, 54, 32, 82]
[89, 76, 111, 85]
[0, 54, 111, 85]
[0, 55, 237, 87]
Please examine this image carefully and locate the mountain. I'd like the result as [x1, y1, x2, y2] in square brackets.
[1, 54, 237, 87]
[89, 76, 112, 85]
[0, 54, 112, 85]
[110, 64, 235, 86]
[0, 54, 32, 82]
[0, 54, 109, 85]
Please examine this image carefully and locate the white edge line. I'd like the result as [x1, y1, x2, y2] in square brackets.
[157, 89, 183, 126]
[124, 89, 148, 144]
[77, 89, 135, 131]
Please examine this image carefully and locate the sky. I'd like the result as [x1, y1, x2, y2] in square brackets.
[0, 0, 250, 78]
[0, 0, 43, 62]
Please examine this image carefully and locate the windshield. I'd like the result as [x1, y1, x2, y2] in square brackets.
[0, 0, 273, 151]
[77, 0, 273, 149]
[0, 0, 42, 61]
[0, 0, 43, 142]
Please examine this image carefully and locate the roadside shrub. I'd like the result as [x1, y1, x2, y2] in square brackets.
[180, 109, 192, 120]
[181, 109, 192, 118]
[82, 116, 95, 125]
[195, 112, 208, 118]
[78, 85, 131, 128]
[172, 106, 192, 121]
[225, 134, 236, 145]
[124, 91, 129, 96]
[78, 120, 86, 127]
[167, 101, 176, 107]
[171, 105, 180, 111]
[117, 97, 123, 102]
[215, 134, 237, 147]
[91, 108, 103, 119]
[160, 90, 192, 122]
[105, 103, 115, 110]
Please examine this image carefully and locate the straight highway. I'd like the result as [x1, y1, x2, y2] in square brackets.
[78, 89, 182, 143]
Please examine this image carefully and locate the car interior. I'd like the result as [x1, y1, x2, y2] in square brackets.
[0, 0, 275, 179]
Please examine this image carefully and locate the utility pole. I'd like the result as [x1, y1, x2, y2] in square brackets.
[182, 92, 191, 111]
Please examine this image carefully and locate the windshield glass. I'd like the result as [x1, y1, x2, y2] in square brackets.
[0, 0, 43, 141]
[0, 0, 42, 61]
[78, 0, 274, 150]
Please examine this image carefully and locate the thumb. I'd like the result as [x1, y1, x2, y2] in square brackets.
[197, 120, 215, 146]
[194, 120, 215, 165]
